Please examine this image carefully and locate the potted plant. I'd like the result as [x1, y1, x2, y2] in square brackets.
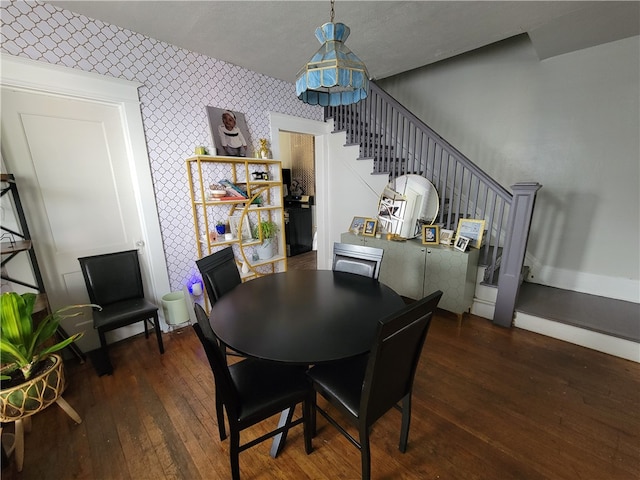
[0, 292, 97, 422]
[252, 220, 279, 260]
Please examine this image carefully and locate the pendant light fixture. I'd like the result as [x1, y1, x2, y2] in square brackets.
[296, 0, 369, 106]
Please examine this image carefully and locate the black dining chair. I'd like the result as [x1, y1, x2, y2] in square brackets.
[193, 303, 313, 480]
[332, 242, 384, 280]
[307, 290, 443, 480]
[196, 246, 242, 307]
[78, 250, 164, 375]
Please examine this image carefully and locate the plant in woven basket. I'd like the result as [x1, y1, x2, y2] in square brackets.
[0, 292, 97, 384]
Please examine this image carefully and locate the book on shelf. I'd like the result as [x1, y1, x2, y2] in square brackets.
[219, 179, 247, 198]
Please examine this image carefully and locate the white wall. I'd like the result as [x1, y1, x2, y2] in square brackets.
[379, 35, 640, 302]
[315, 131, 390, 270]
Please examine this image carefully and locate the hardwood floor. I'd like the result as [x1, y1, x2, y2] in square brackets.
[2, 309, 638, 479]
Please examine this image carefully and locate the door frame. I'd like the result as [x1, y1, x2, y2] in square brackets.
[0, 53, 171, 324]
[269, 112, 333, 268]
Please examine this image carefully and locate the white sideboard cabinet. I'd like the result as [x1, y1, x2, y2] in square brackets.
[340, 232, 478, 317]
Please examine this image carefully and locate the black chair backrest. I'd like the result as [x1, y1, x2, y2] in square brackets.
[196, 247, 242, 306]
[332, 242, 384, 280]
[361, 290, 443, 426]
[78, 250, 144, 306]
[193, 303, 240, 412]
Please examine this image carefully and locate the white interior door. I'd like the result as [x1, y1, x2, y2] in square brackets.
[1, 87, 157, 352]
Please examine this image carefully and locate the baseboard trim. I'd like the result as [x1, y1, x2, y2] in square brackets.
[514, 312, 640, 363]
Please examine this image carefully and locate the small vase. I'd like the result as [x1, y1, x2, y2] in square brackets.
[216, 224, 226, 235]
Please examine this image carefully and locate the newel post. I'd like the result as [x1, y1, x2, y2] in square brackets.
[493, 182, 542, 327]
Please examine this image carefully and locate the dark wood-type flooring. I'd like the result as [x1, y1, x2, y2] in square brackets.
[2, 297, 638, 479]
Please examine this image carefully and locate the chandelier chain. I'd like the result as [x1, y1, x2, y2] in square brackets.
[330, 0, 335, 23]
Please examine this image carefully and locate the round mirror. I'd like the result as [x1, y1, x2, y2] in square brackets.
[377, 174, 439, 239]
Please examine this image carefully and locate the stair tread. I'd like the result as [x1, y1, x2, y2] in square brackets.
[515, 282, 640, 343]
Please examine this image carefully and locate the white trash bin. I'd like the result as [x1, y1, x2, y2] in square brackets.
[162, 291, 190, 325]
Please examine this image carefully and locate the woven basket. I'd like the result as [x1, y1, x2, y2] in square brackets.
[0, 354, 65, 422]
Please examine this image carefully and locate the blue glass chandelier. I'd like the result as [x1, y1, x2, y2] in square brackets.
[296, 0, 369, 106]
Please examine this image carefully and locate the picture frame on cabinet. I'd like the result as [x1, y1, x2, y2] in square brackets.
[349, 216, 366, 235]
[363, 218, 377, 236]
[422, 225, 439, 245]
[439, 228, 455, 245]
[455, 218, 486, 249]
[454, 235, 471, 252]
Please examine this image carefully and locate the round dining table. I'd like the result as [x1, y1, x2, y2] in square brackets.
[209, 269, 406, 365]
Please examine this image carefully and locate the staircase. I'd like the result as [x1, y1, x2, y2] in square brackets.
[326, 82, 541, 327]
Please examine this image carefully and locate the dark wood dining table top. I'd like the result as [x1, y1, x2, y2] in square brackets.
[209, 269, 406, 364]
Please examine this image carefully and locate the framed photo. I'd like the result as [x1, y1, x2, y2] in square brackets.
[455, 218, 486, 249]
[206, 107, 252, 157]
[228, 214, 252, 241]
[363, 218, 377, 236]
[439, 228, 454, 245]
[454, 235, 471, 252]
[349, 216, 366, 235]
[421, 225, 439, 245]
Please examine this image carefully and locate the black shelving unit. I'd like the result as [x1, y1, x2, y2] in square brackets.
[1, 173, 84, 362]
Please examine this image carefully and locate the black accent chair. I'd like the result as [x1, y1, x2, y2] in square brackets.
[307, 290, 443, 480]
[193, 304, 313, 480]
[332, 242, 384, 280]
[78, 250, 164, 375]
[196, 246, 242, 307]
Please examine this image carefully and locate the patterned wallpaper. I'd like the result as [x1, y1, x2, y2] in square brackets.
[0, 0, 323, 291]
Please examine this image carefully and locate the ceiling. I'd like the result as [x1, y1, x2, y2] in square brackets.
[44, 1, 640, 83]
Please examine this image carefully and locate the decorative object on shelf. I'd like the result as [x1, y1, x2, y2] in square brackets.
[253, 220, 279, 260]
[349, 216, 366, 235]
[241, 261, 250, 275]
[257, 138, 271, 159]
[215, 221, 226, 235]
[295, 0, 369, 106]
[251, 171, 269, 181]
[422, 225, 440, 245]
[195, 146, 207, 155]
[455, 218, 486, 249]
[206, 107, 252, 158]
[209, 187, 227, 200]
[439, 228, 455, 246]
[454, 235, 471, 252]
[363, 218, 377, 237]
[229, 214, 252, 241]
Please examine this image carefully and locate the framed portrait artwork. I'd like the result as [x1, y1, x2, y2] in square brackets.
[349, 216, 366, 235]
[439, 228, 455, 245]
[454, 235, 471, 252]
[363, 218, 377, 236]
[206, 107, 252, 157]
[421, 225, 439, 245]
[455, 218, 486, 249]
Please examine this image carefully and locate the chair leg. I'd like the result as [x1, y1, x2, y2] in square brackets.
[229, 428, 241, 480]
[399, 393, 411, 453]
[152, 313, 164, 354]
[216, 388, 227, 440]
[360, 426, 371, 480]
[143, 317, 149, 338]
[97, 329, 114, 375]
[14, 418, 24, 473]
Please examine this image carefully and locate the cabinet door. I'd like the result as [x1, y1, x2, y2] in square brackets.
[424, 246, 478, 314]
[373, 238, 425, 300]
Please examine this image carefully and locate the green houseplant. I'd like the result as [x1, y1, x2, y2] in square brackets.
[0, 292, 96, 383]
[252, 220, 279, 260]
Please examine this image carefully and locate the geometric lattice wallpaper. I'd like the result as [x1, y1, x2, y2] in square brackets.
[0, 0, 323, 291]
